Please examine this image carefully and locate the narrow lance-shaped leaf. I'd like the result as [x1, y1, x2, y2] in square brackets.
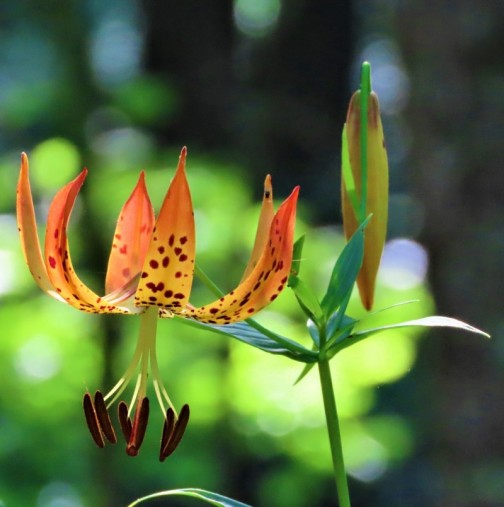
[334, 316, 490, 355]
[321, 216, 370, 317]
[127, 488, 252, 507]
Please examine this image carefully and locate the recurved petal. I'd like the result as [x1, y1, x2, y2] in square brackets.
[105, 172, 155, 295]
[16, 153, 62, 300]
[239, 174, 275, 283]
[188, 186, 299, 324]
[44, 169, 131, 314]
[135, 147, 195, 311]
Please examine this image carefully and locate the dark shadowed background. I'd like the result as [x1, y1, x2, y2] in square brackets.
[0, 1, 502, 506]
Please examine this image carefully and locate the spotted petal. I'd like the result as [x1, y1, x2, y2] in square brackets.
[188, 186, 299, 324]
[105, 172, 155, 294]
[16, 153, 62, 300]
[240, 174, 274, 283]
[44, 169, 132, 314]
[135, 147, 195, 311]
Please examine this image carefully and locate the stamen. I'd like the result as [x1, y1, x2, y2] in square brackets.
[83, 392, 104, 448]
[118, 401, 132, 442]
[160, 404, 190, 461]
[94, 391, 117, 443]
[159, 408, 175, 460]
[126, 397, 150, 457]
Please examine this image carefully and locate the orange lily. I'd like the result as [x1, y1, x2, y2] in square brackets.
[17, 148, 299, 460]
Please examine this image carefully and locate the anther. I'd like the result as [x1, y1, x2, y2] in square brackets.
[83, 392, 104, 448]
[159, 408, 175, 460]
[94, 391, 117, 444]
[126, 397, 150, 457]
[118, 401, 132, 442]
[160, 404, 190, 462]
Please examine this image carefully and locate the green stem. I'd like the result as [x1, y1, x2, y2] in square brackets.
[318, 358, 351, 507]
[359, 61, 371, 224]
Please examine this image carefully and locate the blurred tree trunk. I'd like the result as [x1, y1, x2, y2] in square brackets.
[142, 0, 353, 220]
[395, 1, 504, 506]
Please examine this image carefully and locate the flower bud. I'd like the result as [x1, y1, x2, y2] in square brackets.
[341, 90, 389, 310]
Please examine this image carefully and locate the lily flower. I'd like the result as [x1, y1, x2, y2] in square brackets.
[17, 148, 299, 460]
[341, 91, 389, 310]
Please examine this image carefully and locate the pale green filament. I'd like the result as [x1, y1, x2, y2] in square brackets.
[103, 306, 175, 418]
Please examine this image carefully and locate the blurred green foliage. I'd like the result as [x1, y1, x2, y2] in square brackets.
[0, 1, 500, 506]
[1, 135, 434, 506]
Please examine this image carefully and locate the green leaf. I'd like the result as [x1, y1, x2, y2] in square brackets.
[128, 488, 252, 507]
[288, 275, 324, 324]
[321, 216, 370, 317]
[341, 124, 359, 216]
[334, 315, 490, 354]
[294, 360, 317, 385]
[290, 234, 306, 276]
[179, 318, 318, 363]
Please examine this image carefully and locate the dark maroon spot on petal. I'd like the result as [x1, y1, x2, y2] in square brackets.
[175, 271, 182, 278]
[147, 282, 165, 293]
[179, 254, 188, 262]
[49, 256, 56, 269]
[174, 293, 185, 299]
[162, 256, 170, 267]
[168, 234, 175, 247]
[247, 308, 255, 313]
[150, 260, 159, 269]
[253, 282, 261, 291]
[174, 247, 182, 255]
[264, 270, 271, 281]
[270, 294, 278, 301]
[141, 272, 148, 278]
[180, 236, 188, 245]
[119, 245, 128, 254]
[277, 284, 284, 291]
[158, 246, 165, 254]
[281, 276, 288, 284]
[54, 229, 59, 239]
[149, 296, 157, 302]
[209, 308, 219, 314]
[164, 290, 173, 298]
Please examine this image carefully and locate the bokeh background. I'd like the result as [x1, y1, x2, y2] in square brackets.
[0, 1, 503, 506]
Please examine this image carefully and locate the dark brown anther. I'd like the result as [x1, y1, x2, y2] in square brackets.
[118, 401, 132, 442]
[83, 392, 104, 448]
[160, 404, 190, 462]
[126, 397, 150, 457]
[159, 408, 175, 460]
[94, 391, 117, 444]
